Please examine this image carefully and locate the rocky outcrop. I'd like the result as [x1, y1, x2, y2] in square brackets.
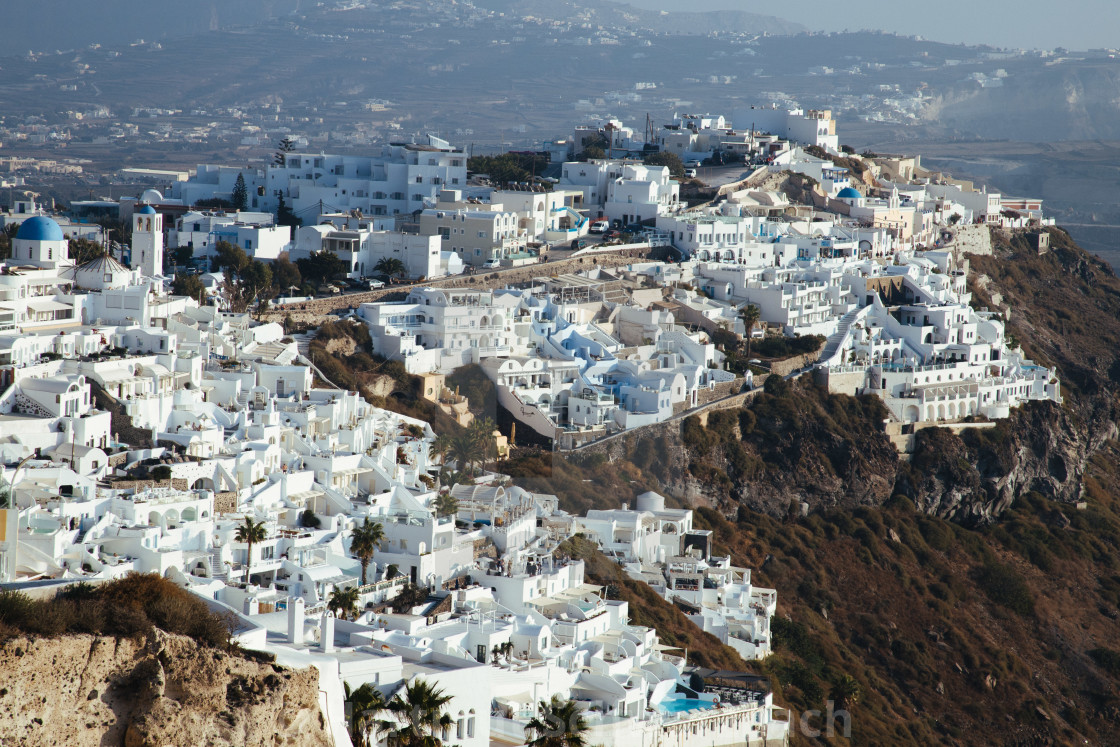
[0, 632, 330, 747]
[902, 402, 1116, 524]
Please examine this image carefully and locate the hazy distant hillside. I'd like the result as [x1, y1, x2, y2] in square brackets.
[925, 60, 1120, 141]
[473, 0, 805, 35]
[6, 0, 301, 52]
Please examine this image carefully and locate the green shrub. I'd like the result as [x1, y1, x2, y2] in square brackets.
[973, 561, 1035, 616]
[1089, 648, 1120, 676]
[0, 574, 233, 648]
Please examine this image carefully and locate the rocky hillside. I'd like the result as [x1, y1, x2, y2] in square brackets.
[0, 575, 330, 747]
[505, 227, 1120, 744]
[0, 631, 329, 747]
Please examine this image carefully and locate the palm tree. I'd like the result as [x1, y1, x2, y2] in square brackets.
[449, 433, 483, 477]
[375, 257, 408, 281]
[234, 516, 268, 582]
[525, 696, 589, 747]
[438, 468, 465, 490]
[350, 518, 385, 586]
[346, 682, 387, 747]
[830, 674, 862, 711]
[431, 433, 453, 467]
[467, 417, 497, 471]
[380, 679, 454, 747]
[738, 303, 762, 359]
[328, 586, 361, 621]
[433, 493, 458, 519]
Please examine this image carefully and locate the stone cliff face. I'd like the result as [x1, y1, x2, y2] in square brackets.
[901, 401, 1115, 524]
[569, 385, 1095, 525]
[0, 632, 330, 747]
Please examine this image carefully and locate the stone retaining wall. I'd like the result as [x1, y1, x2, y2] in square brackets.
[263, 251, 647, 325]
[108, 478, 190, 492]
[214, 491, 239, 514]
[570, 383, 765, 456]
[695, 378, 743, 406]
[768, 341, 826, 377]
[950, 224, 993, 257]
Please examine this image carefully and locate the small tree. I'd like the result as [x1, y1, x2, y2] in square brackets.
[379, 679, 453, 747]
[234, 516, 268, 582]
[299, 508, 321, 529]
[642, 151, 685, 178]
[738, 304, 762, 359]
[328, 586, 361, 621]
[830, 674, 863, 710]
[350, 518, 385, 585]
[213, 240, 249, 275]
[275, 190, 301, 228]
[232, 172, 248, 211]
[374, 257, 408, 280]
[272, 252, 302, 292]
[579, 145, 605, 161]
[172, 245, 194, 266]
[171, 273, 206, 303]
[433, 493, 458, 518]
[525, 695, 589, 747]
[68, 236, 104, 265]
[297, 250, 347, 286]
[345, 682, 386, 747]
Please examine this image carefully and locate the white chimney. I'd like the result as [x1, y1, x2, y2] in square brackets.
[287, 596, 305, 645]
[320, 610, 335, 653]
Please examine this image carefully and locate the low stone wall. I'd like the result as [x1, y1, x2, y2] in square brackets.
[951, 224, 993, 256]
[107, 478, 190, 492]
[768, 341, 826, 377]
[695, 378, 743, 406]
[214, 491, 238, 514]
[570, 383, 765, 455]
[262, 251, 646, 325]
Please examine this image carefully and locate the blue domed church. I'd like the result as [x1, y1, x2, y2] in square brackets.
[10, 216, 73, 270]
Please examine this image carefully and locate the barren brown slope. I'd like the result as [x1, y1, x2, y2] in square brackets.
[503, 228, 1120, 745]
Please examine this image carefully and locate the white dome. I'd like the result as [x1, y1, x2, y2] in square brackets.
[140, 188, 164, 203]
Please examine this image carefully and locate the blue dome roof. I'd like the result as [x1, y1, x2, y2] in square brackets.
[137, 205, 157, 215]
[836, 187, 863, 200]
[16, 216, 64, 242]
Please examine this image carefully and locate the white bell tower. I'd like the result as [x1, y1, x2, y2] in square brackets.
[132, 205, 164, 277]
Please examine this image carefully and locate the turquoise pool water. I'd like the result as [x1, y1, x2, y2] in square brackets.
[658, 697, 714, 714]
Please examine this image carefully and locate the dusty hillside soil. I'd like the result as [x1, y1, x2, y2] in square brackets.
[501, 228, 1120, 744]
[0, 631, 329, 747]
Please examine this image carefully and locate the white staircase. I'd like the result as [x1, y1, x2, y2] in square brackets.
[819, 308, 864, 366]
[294, 333, 313, 359]
[208, 551, 228, 582]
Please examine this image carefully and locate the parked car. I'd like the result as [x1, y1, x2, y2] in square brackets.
[684, 168, 697, 178]
[481, 258, 502, 269]
[589, 220, 609, 234]
[367, 279, 385, 289]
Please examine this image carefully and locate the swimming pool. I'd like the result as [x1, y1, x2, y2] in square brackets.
[657, 697, 715, 714]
